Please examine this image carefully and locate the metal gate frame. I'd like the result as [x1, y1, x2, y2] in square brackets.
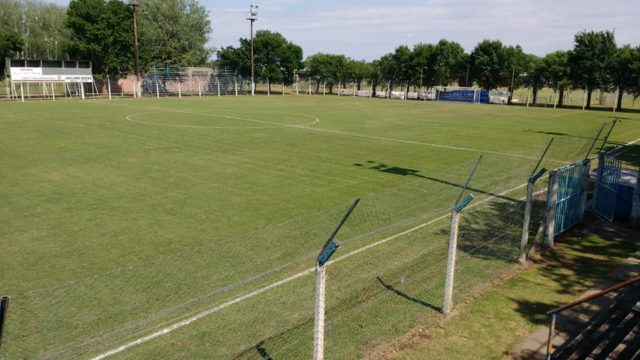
[545, 159, 591, 246]
[593, 152, 622, 224]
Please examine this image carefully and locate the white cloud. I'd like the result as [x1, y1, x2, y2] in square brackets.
[208, 0, 640, 60]
[44, 0, 640, 60]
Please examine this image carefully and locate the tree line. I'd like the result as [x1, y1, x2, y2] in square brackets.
[1, 0, 639, 110]
[219, 30, 640, 110]
[0, 0, 212, 77]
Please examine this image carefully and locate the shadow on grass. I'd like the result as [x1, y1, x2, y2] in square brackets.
[507, 218, 639, 327]
[453, 199, 533, 262]
[508, 298, 556, 326]
[601, 144, 640, 167]
[353, 161, 518, 202]
[376, 276, 441, 312]
[523, 130, 596, 141]
[255, 341, 273, 360]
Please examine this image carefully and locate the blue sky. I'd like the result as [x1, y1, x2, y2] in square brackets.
[50, 0, 640, 61]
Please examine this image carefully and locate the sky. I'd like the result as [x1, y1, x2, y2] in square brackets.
[49, 0, 640, 61]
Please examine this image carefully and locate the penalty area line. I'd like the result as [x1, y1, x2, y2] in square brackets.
[89, 180, 528, 360]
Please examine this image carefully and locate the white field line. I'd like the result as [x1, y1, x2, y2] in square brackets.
[288, 124, 549, 161]
[102, 101, 547, 161]
[90, 181, 528, 360]
[124, 110, 320, 129]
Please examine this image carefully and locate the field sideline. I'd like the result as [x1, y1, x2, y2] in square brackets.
[2, 95, 640, 359]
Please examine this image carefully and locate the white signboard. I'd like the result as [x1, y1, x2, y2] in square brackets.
[9, 67, 93, 83]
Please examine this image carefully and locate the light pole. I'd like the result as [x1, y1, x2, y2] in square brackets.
[465, 64, 470, 87]
[130, 1, 141, 98]
[246, 5, 258, 96]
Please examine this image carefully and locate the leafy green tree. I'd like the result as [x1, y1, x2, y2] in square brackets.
[468, 39, 508, 90]
[377, 52, 397, 91]
[216, 45, 249, 77]
[503, 45, 527, 103]
[521, 54, 545, 105]
[411, 43, 434, 88]
[430, 39, 466, 86]
[0, 31, 23, 78]
[541, 51, 571, 107]
[0, 0, 68, 60]
[137, 0, 212, 66]
[611, 45, 640, 111]
[250, 30, 302, 90]
[349, 60, 373, 90]
[65, 0, 133, 76]
[630, 46, 640, 103]
[568, 30, 617, 108]
[217, 30, 302, 90]
[305, 53, 349, 93]
[391, 45, 413, 92]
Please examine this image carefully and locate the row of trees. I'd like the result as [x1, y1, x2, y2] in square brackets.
[1, 1, 639, 110]
[0, 0, 213, 77]
[0, 0, 68, 60]
[218, 30, 640, 110]
[217, 30, 302, 91]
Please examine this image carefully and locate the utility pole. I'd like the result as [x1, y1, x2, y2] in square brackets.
[508, 67, 515, 105]
[246, 5, 258, 96]
[130, 1, 141, 98]
[465, 64, 470, 87]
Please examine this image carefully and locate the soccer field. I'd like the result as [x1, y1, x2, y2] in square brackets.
[1, 96, 639, 359]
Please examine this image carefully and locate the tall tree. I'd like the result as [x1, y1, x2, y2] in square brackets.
[0, 0, 68, 60]
[568, 30, 617, 108]
[468, 40, 508, 90]
[65, 0, 133, 76]
[137, 0, 212, 66]
[391, 45, 413, 93]
[522, 54, 545, 105]
[503, 45, 527, 103]
[216, 45, 249, 77]
[0, 31, 23, 78]
[611, 45, 640, 111]
[411, 43, 434, 88]
[218, 30, 302, 90]
[430, 39, 466, 87]
[377, 53, 397, 91]
[349, 60, 373, 90]
[630, 46, 640, 104]
[251, 30, 302, 89]
[541, 50, 571, 107]
[304, 53, 349, 93]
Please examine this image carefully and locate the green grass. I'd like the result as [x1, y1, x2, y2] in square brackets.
[1, 95, 640, 359]
[394, 225, 638, 360]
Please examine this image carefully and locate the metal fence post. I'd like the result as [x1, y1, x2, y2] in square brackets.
[0, 296, 9, 351]
[579, 160, 591, 222]
[312, 199, 359, 360]
[443, 210, 461, 314]
[313, 263, 326, 360]
[107, 75, 112, 100]
[593, 154, 604, 214]
[545, 313, 557, 360]
[545, 171, 558, 247]
[520, 181, 534, 263]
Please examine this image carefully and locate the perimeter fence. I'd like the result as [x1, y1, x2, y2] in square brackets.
[0, 120, 631, 359]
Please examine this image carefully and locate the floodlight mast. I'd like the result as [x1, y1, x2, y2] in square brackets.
[129, 1, 141, 98]
[246, 5, 258, 96]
